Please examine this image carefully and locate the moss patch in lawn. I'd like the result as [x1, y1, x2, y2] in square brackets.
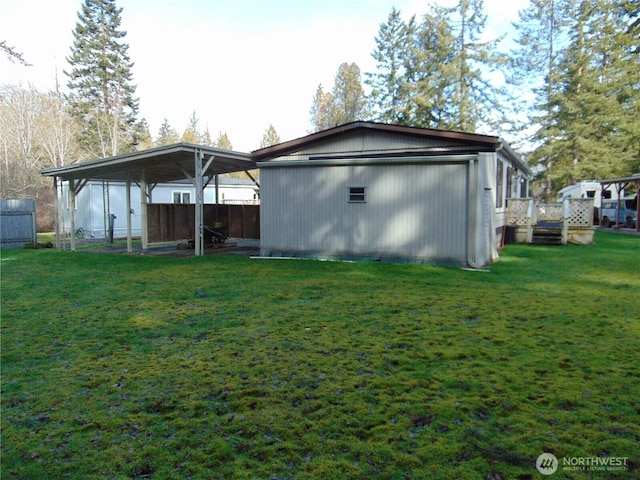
[2, 231, 639, 478]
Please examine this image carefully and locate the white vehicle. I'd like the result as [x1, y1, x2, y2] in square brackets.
[557, 180, 613, 209]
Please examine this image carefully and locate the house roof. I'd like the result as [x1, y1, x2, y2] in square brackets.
[252, 121, 530, 174]
[41, 143, 256, 184]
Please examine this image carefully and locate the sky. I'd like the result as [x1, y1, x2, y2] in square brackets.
[1, 0, 529, 153]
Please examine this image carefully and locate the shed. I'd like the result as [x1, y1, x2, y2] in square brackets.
[253, 122, 530, 267]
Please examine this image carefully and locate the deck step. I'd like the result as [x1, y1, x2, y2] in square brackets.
[531, 227, 564, 245]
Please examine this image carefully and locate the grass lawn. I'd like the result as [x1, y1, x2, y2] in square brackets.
[1, 231, 638, 479]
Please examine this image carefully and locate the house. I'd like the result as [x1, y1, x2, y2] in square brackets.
[59, 177, 259, 240]
[253, 122, 531, 267]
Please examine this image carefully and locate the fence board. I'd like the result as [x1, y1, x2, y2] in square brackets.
[148, 204, 259, 243]
[1, 199, 37, 249]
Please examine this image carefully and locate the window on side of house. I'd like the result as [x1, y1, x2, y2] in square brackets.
[520, 177, 528, 198]
[172, 191, 191, 204]
[348, 186, 366, 203]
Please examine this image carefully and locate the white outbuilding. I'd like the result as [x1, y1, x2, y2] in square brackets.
[253, 122, 530, 267]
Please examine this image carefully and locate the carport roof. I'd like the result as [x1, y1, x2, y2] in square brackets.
[41, 142, 256, 184]
[598, 173, 640, 185]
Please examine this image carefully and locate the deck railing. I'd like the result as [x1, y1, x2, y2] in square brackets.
[507, 198, 593, 227]
[506, 198, 594, 244]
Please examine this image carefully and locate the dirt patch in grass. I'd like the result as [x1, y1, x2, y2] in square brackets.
[2, 231, 639, 479]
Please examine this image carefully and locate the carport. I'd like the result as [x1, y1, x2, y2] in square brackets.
[599, 173, 640, 231]
[41, 143, 257, 255]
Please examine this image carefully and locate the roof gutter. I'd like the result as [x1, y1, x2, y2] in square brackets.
[497, 138, 531, 175]
[257, 154, 479, 169]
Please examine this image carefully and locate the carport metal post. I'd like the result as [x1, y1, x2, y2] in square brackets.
[615, 182, 624, 228]
[69, 182, 76, 251]
[195, 150, 203, 256]
[140, 171, 148, 251]
[126, 175, 132, 253]
[193, 149, 216, 256]
[68, 178, 88, 251]
[53, 176, 60, 250]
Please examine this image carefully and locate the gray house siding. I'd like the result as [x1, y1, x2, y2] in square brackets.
[261, 159, 471, 263]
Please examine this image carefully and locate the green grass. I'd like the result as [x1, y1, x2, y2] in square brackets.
[2, 231, 639, 479]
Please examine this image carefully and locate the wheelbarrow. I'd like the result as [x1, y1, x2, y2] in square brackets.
[203, 224, 228, 244]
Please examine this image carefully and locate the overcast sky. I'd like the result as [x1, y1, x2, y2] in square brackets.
[1, 0, 528, 152]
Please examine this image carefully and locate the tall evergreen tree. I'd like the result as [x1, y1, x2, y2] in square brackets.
[331, 62, 368, 126]
[309, 84, 334, 132]
[260, 124, 281, 148]
[511, 0, 639, 197]
[201, 126, 213, 146]
[366, 8, 414, 124]
[446, 0, 508, 132]
[548, 0, 640, 186]
[404, 5, 458, 129]
[215, 131, 232, 150]
[616, 0, 640, 173]
[309, 63, 368, 132]
[133, 118, 153, 150]
[181, 111, 200, 143]
[368, 1, 507, 132]
[510, 0, 574, 199]
[156, 118, 179, 146]
[65, 0, 139, 157]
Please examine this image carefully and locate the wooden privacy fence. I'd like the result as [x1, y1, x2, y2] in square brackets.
[148, 204, 259, 243]
[1, 199, 37, 249]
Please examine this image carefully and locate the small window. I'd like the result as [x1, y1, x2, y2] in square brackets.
[348, 186, 366, 203]
[172, 191, 191, 204]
